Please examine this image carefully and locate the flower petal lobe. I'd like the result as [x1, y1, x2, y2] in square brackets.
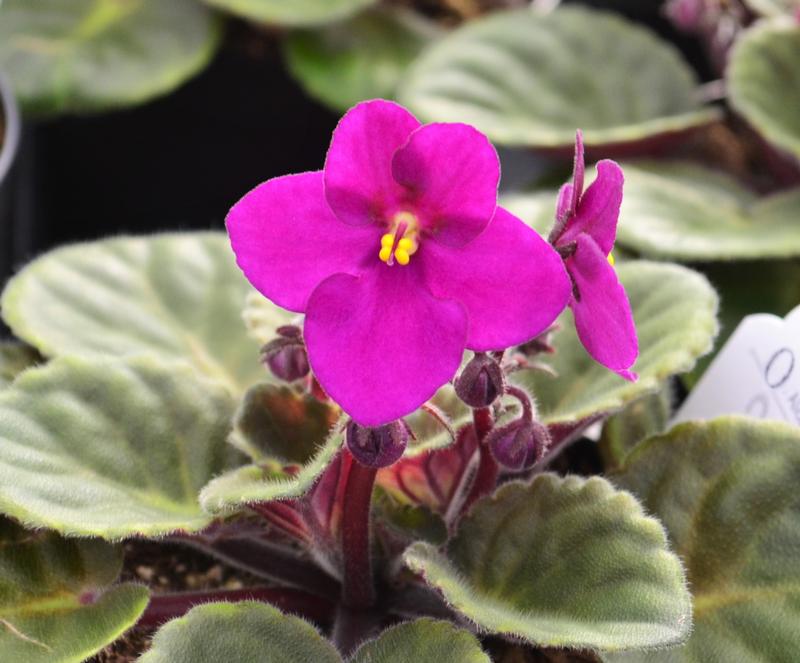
[392, 122, 500, 247]
[324, 100, 421, 227]
[304, 266, 467, 426]
[558, 160, 623, 255]
[422, 207, 571, 351]
[569, 234, 638, 380]
[227, 172, 376, 312]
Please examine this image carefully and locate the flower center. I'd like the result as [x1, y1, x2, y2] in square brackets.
[378, 211, 420, 266]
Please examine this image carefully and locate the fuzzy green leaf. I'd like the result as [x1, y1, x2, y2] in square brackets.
[729, 19, 800, 160]
[284, 6, 440, 112]
[0, 518, 148, 663]
[351, 619, 489, 663]
[0, 343, 40, 388]
[229, 383, 340, 463]
[0, 0, 220, 116]
[609, 417, 800, 662]
[2, 233, 292, 395]
[0, 356, 238, 538]
[200, 418, 346, 513]
[241, 291, 299, 346]
[513, 261, 718, 424]
[374, 489, 448, 546]
[599, 385, 673, 470]
[399, 6, 719, 148]
[139, 601, 340, 663]
[616, 162, 800, 260]
[201, 0, 377, 27]
[404, 475, 691, 651]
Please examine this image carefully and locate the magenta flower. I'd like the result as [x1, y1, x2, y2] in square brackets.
[550, 131, 639, 381]
[227, 100, 571, 425]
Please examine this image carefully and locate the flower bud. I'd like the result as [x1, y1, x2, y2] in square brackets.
[455, 353, 505, 408]
[260, 326, 309, 383]
[519, 325, 557, 357]
[487, 418, 550, 472]
[346, 420, 408, 468]
[665, 0, 706, 32]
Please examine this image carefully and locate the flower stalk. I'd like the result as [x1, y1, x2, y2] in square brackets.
[461, 407, 498, 514]
[341, 452, 378, 609]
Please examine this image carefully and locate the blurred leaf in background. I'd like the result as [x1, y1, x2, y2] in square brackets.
[729, 17, 800, 161]
[201, 0, 378, 27]
[284, 6, 442, 112]
[400, 5, 720, 149]
[0, 0, 221, 115]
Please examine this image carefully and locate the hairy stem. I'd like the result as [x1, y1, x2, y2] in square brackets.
[341, 454, 377, 610]
[461, 407, 498, 514]
[331, 603, 382, 657]
[137, 586, 334, 629]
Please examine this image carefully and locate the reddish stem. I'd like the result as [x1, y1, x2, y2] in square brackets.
[473, 406, 494, 441]
[309, 374, 328, 402]
[249, 501, 310, 542]
[461, 407, 498, 514]
[137, 587, 334, 629]
[341, 452, 377, 609]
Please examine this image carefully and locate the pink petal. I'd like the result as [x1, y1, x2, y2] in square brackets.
[324, 100, 421, 227]
[571, 129, 585, 213]
[557, 160, 624, 255]
[568, 234, 638, 380]
[304, 265, 468, 426]
[227, 171, 377, 312]
[391, 123, 500, 247]
[421, 207, 571, 351]
[555, 182, 573, 224]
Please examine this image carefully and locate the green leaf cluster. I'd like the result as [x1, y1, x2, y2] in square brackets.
[140, 602, 490, 663]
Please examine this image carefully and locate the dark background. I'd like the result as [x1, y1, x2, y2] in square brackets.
[7, 1, 706, 273]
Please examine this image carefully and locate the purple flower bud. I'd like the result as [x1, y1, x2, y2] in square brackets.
[275, 325, 303, 339]
[346, 420, 408, 468]
[455, 353, 505, 408]
[261, 326, 310, 382]
[487, 418, 551, 472]
[665, 0, 706, 32]
[519, 325, 557, 357]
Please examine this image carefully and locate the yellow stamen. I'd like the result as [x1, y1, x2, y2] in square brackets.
[607, 252, 616, 267]
[378, 211, 420, 266]
[397, 237, 416, 252]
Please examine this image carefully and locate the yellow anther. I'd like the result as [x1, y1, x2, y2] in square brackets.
[379, 211, 420, 266]
[607, 252, 616, 267]
[397, 237, 416, 253]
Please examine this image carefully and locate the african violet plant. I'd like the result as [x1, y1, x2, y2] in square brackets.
[0, 92, 757, 662]
[1, 2, 800, 663]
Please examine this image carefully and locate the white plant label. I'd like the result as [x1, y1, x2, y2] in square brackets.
[673, 304, 800, 426]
